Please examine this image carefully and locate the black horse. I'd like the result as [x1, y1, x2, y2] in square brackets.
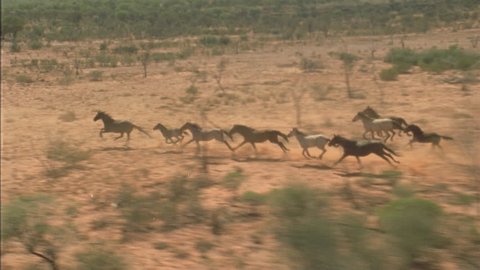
[229, 124, 289, 153]
[328, 135, 400, 166]
[93, 111, 151, 141]
[153, 123, 187, 144]
[404, 124, 453, 148]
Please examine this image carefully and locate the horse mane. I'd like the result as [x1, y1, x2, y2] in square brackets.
[233, 124, 254, 131]
[294, 128, 307, 136]
[407, 124, 424, 135]
[364, 106, 380, 117]
[98, 111, 114, 120]
[185, 122, 201, 130]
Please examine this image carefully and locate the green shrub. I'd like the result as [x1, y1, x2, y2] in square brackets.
[46, 139, 90, 164]
[16, 74, 34, 84]
[113, 45, 138, 54]
[76, 246, 128, 270]
[185, 85, 198, 95]
[199, 35, 231, 47]
[240, 191, 267, 206]
[29, 39, 43, 50]
[195, 239, 214, 253]
[418, 46, 480, 72]
[379, 198, 443, 261]
[300, 57, 323, 72]
[58, 111, 77, 122]
[269, 184, 340, 269]
[384, 48, 418, 69]
[222, 168, 246, 190]
[2, 194, 64, 270]
[88, 70, 103, 81]
[379, 67, 399, 81]
[269, 184, 324, 220]
[385, 46, 480, 74]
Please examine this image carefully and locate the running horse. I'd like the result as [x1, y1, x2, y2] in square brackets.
[93, 111, 151, 141]
[229, 124, 289, 153]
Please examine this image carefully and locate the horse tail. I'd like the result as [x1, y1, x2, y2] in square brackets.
[441, 135, 453, 140]
[133, 124, 152, 138]
[275, 131, 289, 142]
[383, 144, 399, 156]
[222, 129, 233, 140]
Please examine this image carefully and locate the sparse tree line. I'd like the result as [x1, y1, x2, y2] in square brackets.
[2, 0, 479, 42]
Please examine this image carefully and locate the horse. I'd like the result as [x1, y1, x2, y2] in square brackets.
[352, 111, 401, 142]
[180, 122, 233, 151]
[153, 123, 188, 144]
[287, 128, 330, 159]
[404, 124, 453, 148]
[362, 106, 408, 135]
[93, 111, 151, 141]
[228, 124, 289, 153]
[328, 135, 400, 166]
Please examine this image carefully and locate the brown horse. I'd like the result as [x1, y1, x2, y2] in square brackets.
[180, 122, 233, 151]
[153, 123, 187, 144]
[328, 135, 399, 167]
[94, 111, 151, 141]
[404, 124, 453, 148]
[229, 124, 289, 153]
[362, 106, 408, 135]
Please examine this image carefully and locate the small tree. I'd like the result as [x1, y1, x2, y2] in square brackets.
[337, 52, 359, 98]
[214, 58, 228, 92]
[290, 87, 308, 128]
[2, 195, 69, 270]
[140, 51, 150, 78]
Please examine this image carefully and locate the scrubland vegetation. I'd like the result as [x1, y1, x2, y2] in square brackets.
[2, 0, 480, 269]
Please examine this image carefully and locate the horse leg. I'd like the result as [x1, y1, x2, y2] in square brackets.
[382, 151, 400, 163]
[333, 153, 348, 166]
[302, 149, 310, 159]
[276, 142, 289, 153]
[383, 131, 390, 142]
[374, 153, 395, 166]
[319, 148, 327, 159]
[182, 138, 195, 148]
[389, 130, 395, 142]
[224, 141, 234, 151]
[99, 129, 105, 138]
[250, 143, 258, 155]
[356, 156, 363, 168]
[305, 148, 314, 158]
[114, 133, 124, 140]
[233, 140, 248, 151]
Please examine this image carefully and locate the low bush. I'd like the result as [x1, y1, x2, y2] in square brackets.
[76, 245, 128, 270]
[379, 67, 399, 81]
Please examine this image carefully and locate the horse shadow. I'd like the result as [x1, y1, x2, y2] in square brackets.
[100, 146, 134, 152]
[232, 157, 285, 163]
[290, 163, 333, 170]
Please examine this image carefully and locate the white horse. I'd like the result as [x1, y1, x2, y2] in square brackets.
[352, 112, 399, 142]
[288, 128, 330, 159]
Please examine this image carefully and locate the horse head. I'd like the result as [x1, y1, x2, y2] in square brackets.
[93, 111, 104, 121]
[287, 127, 298, 137]
[328, 134, 340, 147]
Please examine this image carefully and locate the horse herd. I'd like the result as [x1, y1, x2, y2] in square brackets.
[93, 106, 453, 167]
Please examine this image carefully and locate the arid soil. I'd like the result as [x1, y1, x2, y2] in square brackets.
[1, 29, 479, 269]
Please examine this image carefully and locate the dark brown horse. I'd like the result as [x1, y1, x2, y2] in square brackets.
[94, 111, 151, 141]
[404, 124, 453, 148]
[180, 122, 233, 151]
[229, 124, 289, 153]
[153, 123, 187, 144]
[328, 135, 399, 166]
